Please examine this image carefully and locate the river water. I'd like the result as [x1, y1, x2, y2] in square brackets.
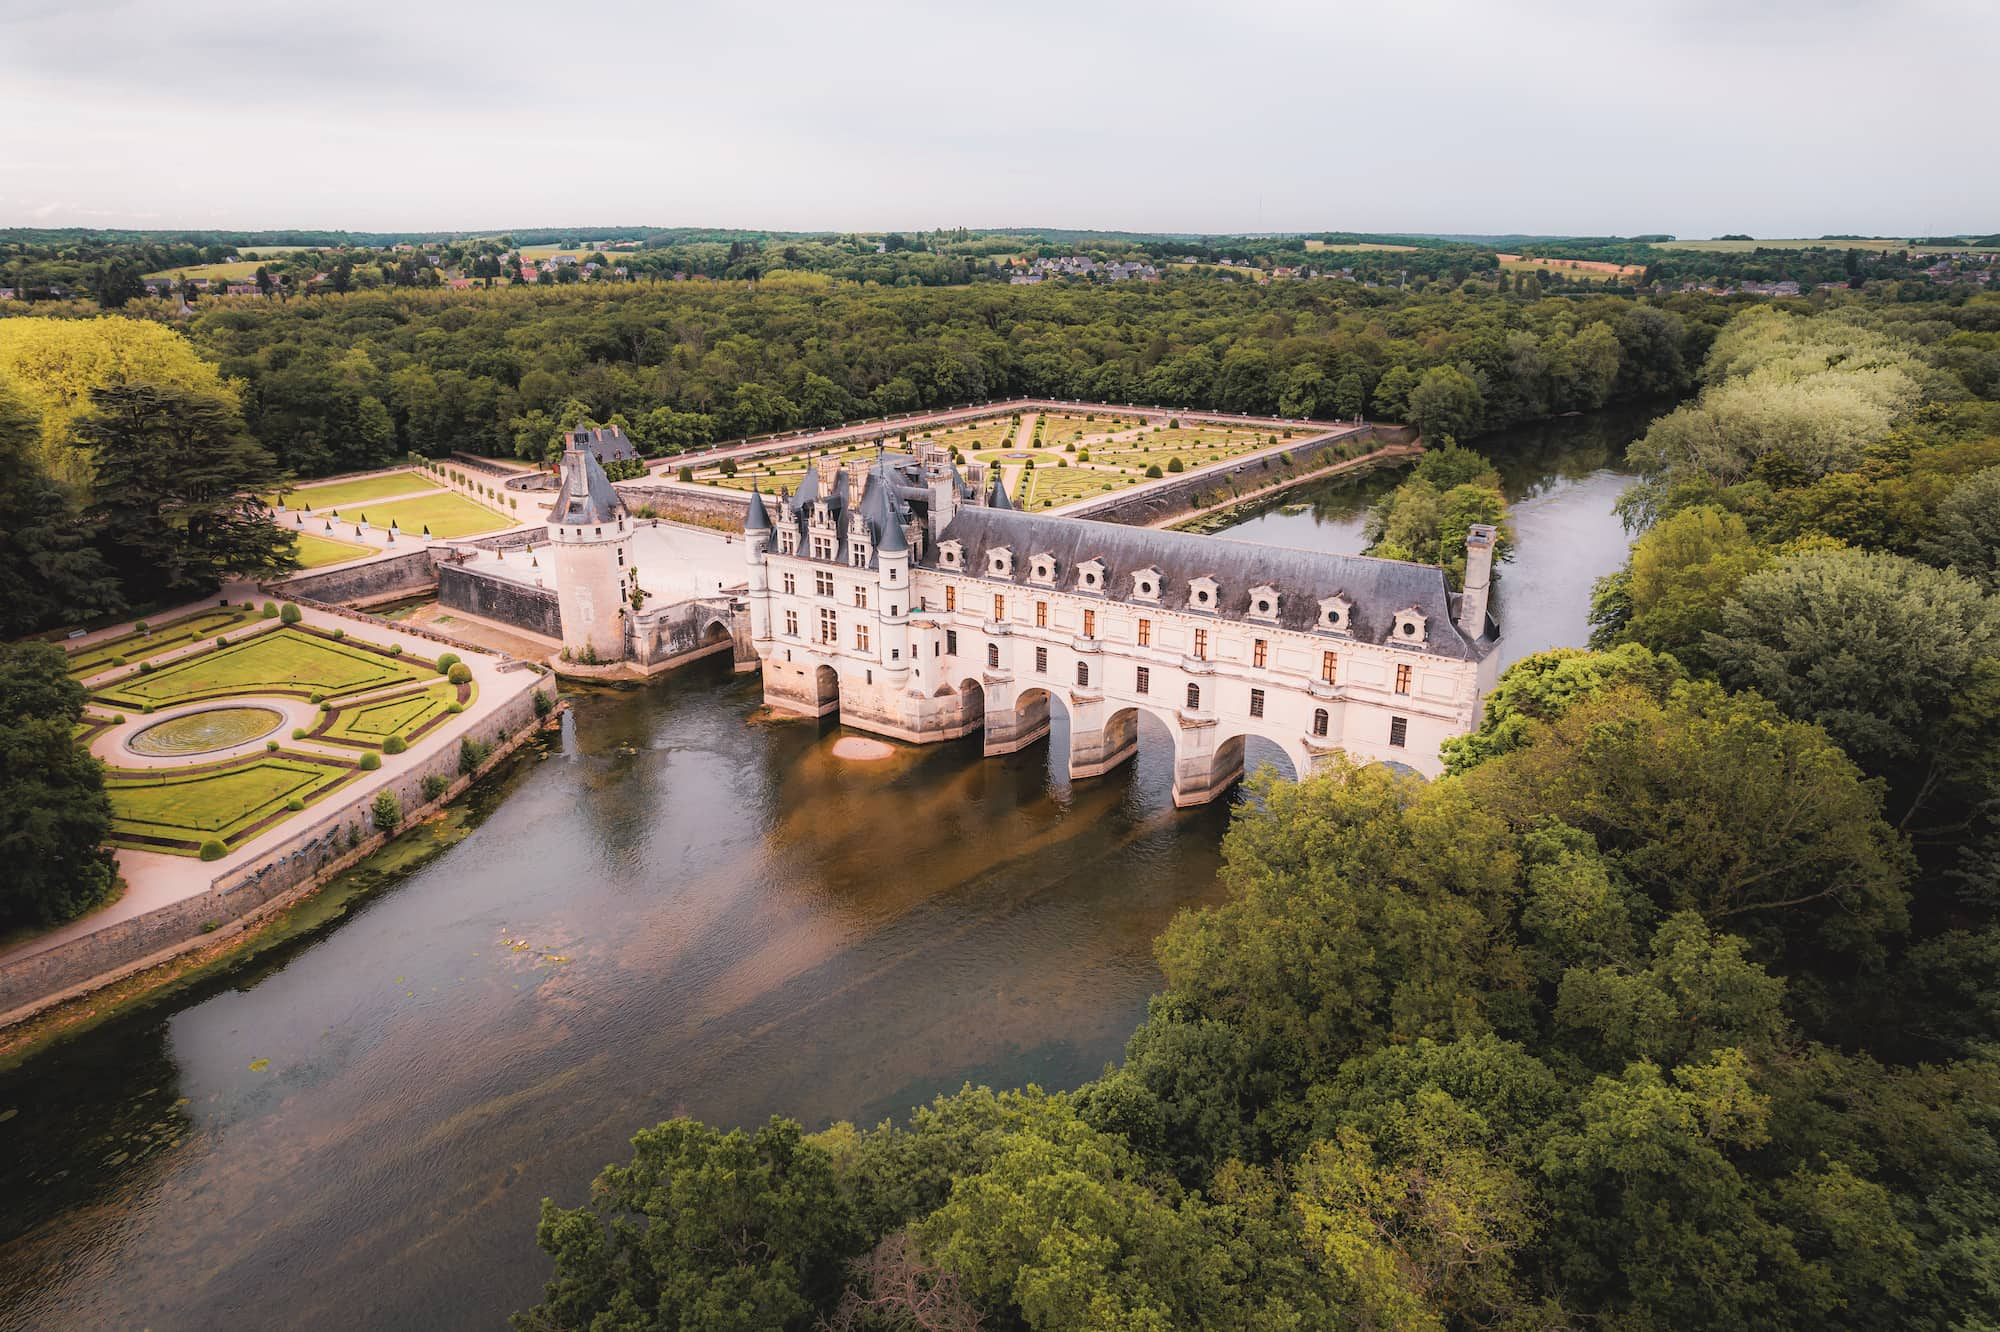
[0, 406, 1648, 1331]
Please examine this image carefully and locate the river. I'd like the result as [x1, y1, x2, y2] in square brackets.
[0, 406, 1648, 1331]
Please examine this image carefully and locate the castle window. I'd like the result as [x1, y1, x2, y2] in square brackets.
[1136, 666, 1150, 694]
[891, 604, 899, 616]
[1036, 600, 1048, 628]
[595, 527, 602, 537]
[892, 648, 900, 660]
[812, 535, 834, 560]
[947, 629, 958, 655]
[1131, 567, 1161, 601]
[1249, 687, 1265, 718]
[815, 571, 834, 597]
[987, 643, 1000, 669]
[1313, 708, 1329, 737]
[1390, 716, 1409, 748]
[818, 607, 837, 644]
[1186, 683, 1201, 710]
[1253, 638, 1267, 668]
[618, 549, 625, 566]
[1138, 618, 1151, 647]
[945, 585, 956, 612]
[1076, 662, 1090, 687]
[1035, 646, 1048, 674]
[782, 573, 796, 595]
[994, 594, 1005, 621]
[851, 547, 866, 568]
[1248, 585, 1278, 620]
[1082, 609, 1096, 639]
[784, 610, 798, 636]
[1395, 663, 1412, 695]
[856, 624, 871, 651]
[1193, 628, 1208, 661]
[854, 587, 869, 609]
[1322, 650, 1337, 683]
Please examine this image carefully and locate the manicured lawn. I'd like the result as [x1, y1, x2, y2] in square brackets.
[105, 754, 358, 852]
[269, 469, 437, 509]
[314, 680, 468, 748]
[909, 418, 1023, 452]
[291, 531, 375, 568]
[94, 628, 435, 708]
[1020, 466, 1144, 508]
[1034, 413, 1145, 445]
[65, 607, 258, 678]
[1089, 427, 1287, 471]
[323, 491, 513, 538]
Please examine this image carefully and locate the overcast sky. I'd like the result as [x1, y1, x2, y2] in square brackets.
[5, 0, 1994, 238]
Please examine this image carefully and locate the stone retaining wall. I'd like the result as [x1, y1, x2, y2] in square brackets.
[0, 689, 549, 1028]
[274, 548, 440, 604]
[437, 565, 564, 639]
[617, 482, 752, 530]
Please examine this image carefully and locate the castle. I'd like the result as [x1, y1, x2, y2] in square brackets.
[545, 435, 1500, 800]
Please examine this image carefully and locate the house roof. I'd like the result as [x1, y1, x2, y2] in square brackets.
[924, 507, 1495, 660]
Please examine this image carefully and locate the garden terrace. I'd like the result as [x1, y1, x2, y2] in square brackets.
[267, 469, 437, 509]
[312, 491, 513, 538]
[64, 606, 260, 678]
[1086, 424, 1298, 470]
[292, 531, 375, 568]
[103, 751, 362, 855]
[308, 680, 472, 750]
[92, 627, 437, 709]
[1032, 411, 1146, 445]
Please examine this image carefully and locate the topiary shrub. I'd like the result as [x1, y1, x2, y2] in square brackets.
[286, 797, 305, 812]
[358, 752, 380, 771]
[309, 691, 324, 703]
[388, 644, 403, 656]
[383, 735, 407, 755]
[199, 839, 227, 861]
[110, 655, 126, 667]
[1167, 457, 1185, 473]
[292, 727, 307, 739]
[434, 652, 460, 675]
[262, 602, 278, 618]
[280, 603, 302, 624]
[422, 773, 450, 801]
[266, 739, 280, 751]
[447, 663, 473, 685]
[133, 620, 149, 634]
[215, 636, 229, 647]
[1145, 464, 1163, 478]
[142, 703, 155, 714]
[138, 661, 154, 674]
[447, 701, 464, 714]
[331, 628, 345, 640]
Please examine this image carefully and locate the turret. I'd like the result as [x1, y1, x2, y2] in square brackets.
[548, 440, 631, 663]
[875, 465, 912, 675]
[1457, 523, 1496, 641]
[745, 484, 773, 643]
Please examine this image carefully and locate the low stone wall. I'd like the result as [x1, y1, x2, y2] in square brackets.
[273, 548, 440, 604]
[438, 565, 564, 639]
[0, 689, 549, 1028]
[618, 482, 751, 530]
[1062, 424, 1420, 527]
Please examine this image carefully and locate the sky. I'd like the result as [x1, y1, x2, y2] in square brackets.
[5, 0, 1995, 239]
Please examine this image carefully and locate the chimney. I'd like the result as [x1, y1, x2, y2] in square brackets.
[1457, 524, 1496, 640]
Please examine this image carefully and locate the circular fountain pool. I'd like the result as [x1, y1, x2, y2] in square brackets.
[127, 706, 285, 757]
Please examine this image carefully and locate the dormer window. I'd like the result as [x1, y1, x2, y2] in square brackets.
[1393, 607, 1428, 645]
[1188, 576, 1219, 611]
[1130, 567, 1161, 601]
[1319, 595, 1352, 631]
[1076, 559, 1105, 592]
[988, 546, 1014, 578]
[1248, 585, 1279, 621]
[938, 540, 963, 570]
[1029, 553, 1057, 585]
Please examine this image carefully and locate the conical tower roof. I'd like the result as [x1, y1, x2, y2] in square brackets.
[746, 482, 772, 531]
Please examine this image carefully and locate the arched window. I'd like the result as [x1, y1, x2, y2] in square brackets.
[1186, 683, 1200, 710]
[1076, 661, 1089, 687]
[987, 643, 999, 669]
[1312, 708, 1329, 737]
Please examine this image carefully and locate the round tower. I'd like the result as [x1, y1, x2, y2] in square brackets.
[548, 438, 630, 664]
[875, 486, 911, 677]
[745, 483, 774, 643]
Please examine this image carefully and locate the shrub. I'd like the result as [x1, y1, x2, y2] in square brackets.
[331, 628, 345, 640]
[434, 652, 460, 675]
[133, 620, 149, 634]
[199, 839, 226, 861]
[266, 740, 280, 751]
[448, 663, 473, 685]
[112, 714, 125, 723]
[388, 644, 403, 656]
[677, 465, 694, 482]
[532, 689, 552, 718]
[285, 797, 305, 812]
[458, 736, 492, 774]
[110, 655, 126, 667]
[358, 752, 381, 771]
[309, 691, 324, 703]
[1077, 450, 1090, 462]
[422, 773, 450, 801]
[1167, 457, 1185, 473]
[215, 636, 229, 647]
[370, 790, 401, 833]
[261, 602, 278, 619]
[1064, 442, 1076, 453]
[138, 661, 153, 674]
[447, 701, 464, 714]
[142, 703, 154, 714]
[292, 727, 307, 739]
[1058, 459, 1069, 468]
[383, 735, 408, 755]
[280, 603, 302, 624]
[1145, 464, 1163, 478]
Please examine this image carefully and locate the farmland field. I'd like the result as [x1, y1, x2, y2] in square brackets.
[1304, 240, 1422, 252]
[142, 260, 270, 281]
[292, 531, 375, 568]
[1497, 255, 1645, 280]
[270, 469, 437, 508]
[1647, 237, 1920, 253]
[322, 491, 513, 537]
[93, 628, 434, 708]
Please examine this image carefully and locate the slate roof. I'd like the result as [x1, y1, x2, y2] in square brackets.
[566, 425, 639, 464]
[552, 441, 625, 526]
[925, 507, 1494, 660]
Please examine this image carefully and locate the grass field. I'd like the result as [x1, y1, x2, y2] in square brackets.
[322, 491, 512, 537]
[1498, 255, 1645, 280]
[94, 628, 434, 708]
[106, 754, 357, 852]
[1018, 466, 1146, 508]
[314, 681, 466, 748]
[1648, 237, 1918, 254]
[291, 531, 375, 568]
[910, 417, 1025, 452]
[270, 469, 437, 509]
[1035, 412, 1146, 445]
[1169, 262, 1264, 282]
[1089, 426, 1289, 470]
[1304, 241, 1422, 252]
[65, 607, 259, 677]
[142, 260, 269, 281]
[235, 245, 309, 258]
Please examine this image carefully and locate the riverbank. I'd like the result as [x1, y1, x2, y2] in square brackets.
[0, 707, 564, 1065]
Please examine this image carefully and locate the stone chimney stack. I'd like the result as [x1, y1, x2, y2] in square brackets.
[1457, 523, 1496, 640]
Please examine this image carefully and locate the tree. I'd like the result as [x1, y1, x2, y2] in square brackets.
[518, 1117, 860, 1332]
[1406, 366, 1485, 441]
[79, 383, 297, 600]
[1595, 505, 1771, 671]
[370, 790, 401, 832]
[1918, 464, 2000, 592]
[0, 641, 118, 928]
[0, 374, 120, 635]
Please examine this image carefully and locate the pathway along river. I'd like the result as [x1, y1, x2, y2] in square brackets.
[0, 405, 1650, 1331]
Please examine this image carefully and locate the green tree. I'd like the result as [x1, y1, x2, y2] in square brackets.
[1406, 366, 1484, 441]
[0, 642, 118, 927]
[0, 374, 120, 635]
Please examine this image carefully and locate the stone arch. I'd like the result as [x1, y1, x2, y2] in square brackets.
[702, 619, 731, 646]
[958, 677, 986, 728]
[812, 664, 840, 713]
[1085, 703, 1181, 782]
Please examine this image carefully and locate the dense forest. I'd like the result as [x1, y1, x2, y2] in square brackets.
[513, 300, 2000, 1330]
